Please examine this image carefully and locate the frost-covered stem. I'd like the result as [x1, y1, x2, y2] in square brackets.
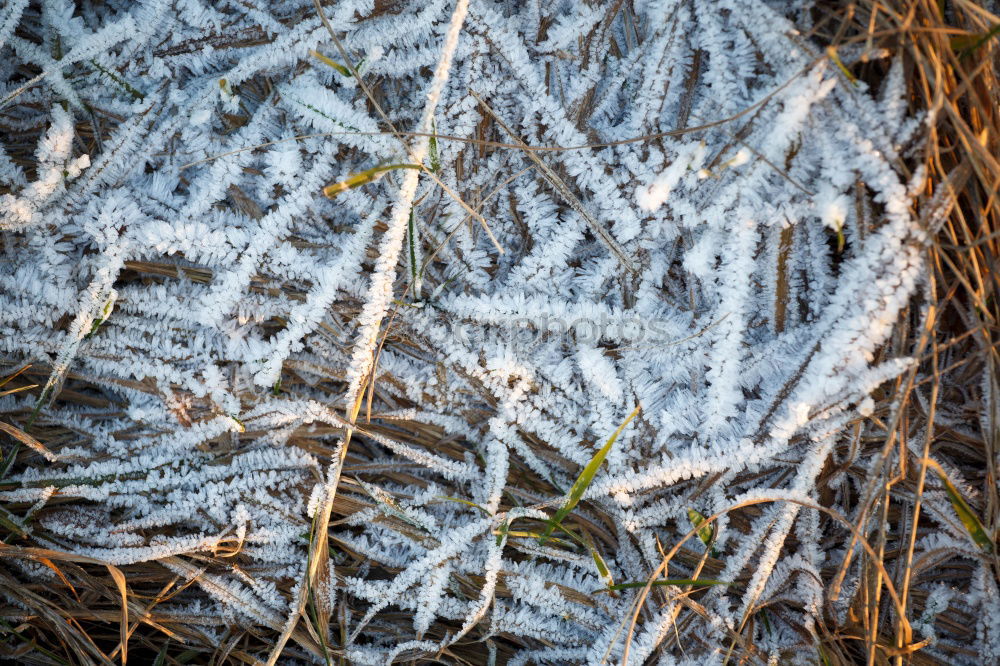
[442, 522, 506, 647]
[733, 436, 834, 624]
[37, 248, 123, 412]
[317, 4, 469, 651]
[342, 0, 469, 422]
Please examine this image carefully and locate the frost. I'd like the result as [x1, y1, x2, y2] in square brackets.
[0, 0, 964, 662]
[635, 141, 706, 212]
[815, 184, 851, 233]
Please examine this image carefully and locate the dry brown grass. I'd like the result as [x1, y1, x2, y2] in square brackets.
[1, 1, 998, 664]
[795, 1, 1000, 663]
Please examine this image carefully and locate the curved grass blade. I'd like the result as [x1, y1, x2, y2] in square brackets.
[825, 46, 858, 86]
[539, 404, 641, 545]
[553, 523, 614, 585]
[0, 545, 131, 663]
[435, 496, 488, 514]
[309, 49, 351, 77]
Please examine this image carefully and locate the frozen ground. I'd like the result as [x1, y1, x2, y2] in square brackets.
[1, 1, 995, 663]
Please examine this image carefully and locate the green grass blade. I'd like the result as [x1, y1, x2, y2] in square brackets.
[0, 506, 27, 537]
[825, 46, 858, 86]
[285, 94, 360, 131]
[687, 508, 715, 549]
[175, 649, 200, 664]
[89, 59, 145, 100]
[554, 523, 614, 583]
[758, 608, 773, 635]
[152, 640, 170, 666]
[322, 164, 422, 198]
[589, 545, 612, 582]
[539, 404, 640, 544]
[429, 118, 440, 173]
[0, 620, 69, 665]
[435, 496, 488, 514]
[503, 530, 573, 548]
[952, 23, 1000, 55]
[84, 296, 115, 339]
[495, 519, 509, 546]
[309, 49, 352, 77]
[594, 578, 732, 594]
[925, 458, 994, 553]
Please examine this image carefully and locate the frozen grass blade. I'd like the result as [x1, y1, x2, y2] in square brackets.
[407, 209, 422, 298]
[89, 59, 144, 101]
[357, 478, 433, 533]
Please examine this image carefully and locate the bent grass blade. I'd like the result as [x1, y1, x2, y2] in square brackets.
[309, 49, 352, 77]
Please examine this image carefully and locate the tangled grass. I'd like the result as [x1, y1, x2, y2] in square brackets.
[1, 0, 999, 664]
